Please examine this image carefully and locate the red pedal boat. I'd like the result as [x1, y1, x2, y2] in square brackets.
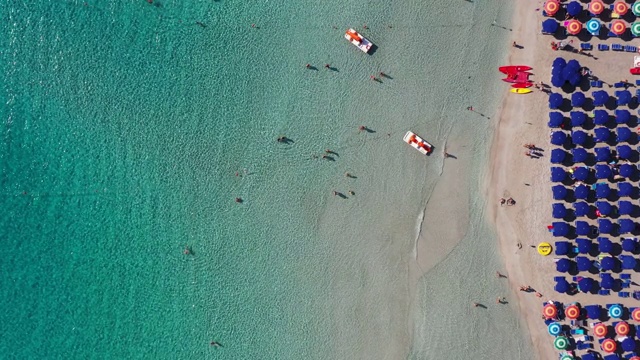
[630, 67, 640, 75]
[502, 71, 532, 83]
[499, 65, 533, 74]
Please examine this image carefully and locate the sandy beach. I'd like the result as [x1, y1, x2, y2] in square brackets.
[488, 1, 640, 359]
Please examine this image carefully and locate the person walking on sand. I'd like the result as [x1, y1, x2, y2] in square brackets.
[473, 302, 480, 307]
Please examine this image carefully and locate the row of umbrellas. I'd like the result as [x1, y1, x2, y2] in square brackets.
[551, 166, 637, 182]
[555, 255, 638, 272]
[552, 58, 583, 87]
[553, 200, 637, 217]
[555, 238, 640, 254]
[545, 0, 640, 17]
[551, 218, 638, 236]
[551, 148, 638, 165]
[543, 302, 638, 321]
[542, 18, 640, 36]
[548, 110, 634, 128]
[549, 90, 633, 109]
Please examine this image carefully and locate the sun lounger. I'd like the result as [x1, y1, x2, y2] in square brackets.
[591, 80, 603, 88]
[581, 43, 593, 50]
[612, 44, 624, 51]
[598, 44, 610, 51]
[577, 342, 593, 350]
[622, 282, 631, 288]
[619, 291, 630, 298]
[554, 276, 566, 281]
[615, 82, 626, 88]
[571, 328, 586, 335]
[626, 45, 638, 52]
[636, 89, 640, 97]
[621, 274, 631, 279]
[636, 80, 640, 85]
[599, 289, 611, 295]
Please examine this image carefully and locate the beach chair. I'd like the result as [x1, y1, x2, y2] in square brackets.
[626, 45, 638, 52]
[581, 43, 593, 50]
[619, 292, 631, 298]
[622, 282, 631, 288]
[599, 289, 611, 295]
[636, 80, 640, 86]
[621, 274, 632, 279]
[636, 89, 640, 97]
[614, 82, 626, 88]
[554, 276, 566, 281]
[593, 80, 603, 88]
[571, 328, 586, 335]
[577, 342, 593, 350]
[598, 44, 610, 51]
[612, 44, 624, 51]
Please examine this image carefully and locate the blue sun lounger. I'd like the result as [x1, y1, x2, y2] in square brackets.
[598, 44, 610, 51]
[581, 43, 593, 50]
[612, 44, 624, 51]
[619, 291, 630, 298]
[621, 274, 632, 279]
[614, 82, 626, 88]
[599, 289, 611, 295]
[626, 45, 638, 52]
[591, 80, 603, 87]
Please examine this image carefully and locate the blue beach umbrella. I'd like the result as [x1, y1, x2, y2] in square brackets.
[601, 276, 614, 289]
[553, 203, 568, 218]
[572, 148, 588, 163]
[595, 147, 611, 162]
[551, 167, 567, 182]
[548, 322, 562, 336]
[551, 74, 564, 88]
[557, 258, 572, 272]
[551, 131, 567, 145]
[594, 128, 610, 142]
[552, 185, 568, 200]
[593, 90, 609, 106]
[622, 237, 637, 251]
[599, 218, 613, 233]
[618, 182, 634, 197]
[617, 127, 632, 142]
[550, 112, 564, 127]
[574, 185, 589, 199]
[543, 19, 559, 34]
[601, 256, 616, 271]
[599, 237, 613, 253]
[562, 66, 577, 81]
[576, 220, 591, 235]
[573, 167, 589, 181]
[567, 1, 582, 15]
[586, 18, 601, 35]
[615, 109, 630, 124]
[549, 93, 563, 109]
[596, 201, 613, 216]
[567, 59, 580, 70]
[569, 73, 582, 87]
[551, 149, 566, 163]
[555, 241, 571, 255]
[574, 201, 591, 216]
[620, 164, 636, 178]
[579, 277, 594, 292]
[596, 164, 612, 179]
[576, 239, 592, 254]
[621, 337, 636, 352]
[570, 112, 586, 128]
[619, 219, 636, 234]
[617, 145, 632, 159]
[609, 304, 623, 318]
[553, 57, 567, 68]
[585, 304, 601, 319]
[555, 279, 570, 293]
[572, 92, 586, 107]
[596, 183, 610, 198]
[594, 110, 609, 125]
[577, 256, 592, 271]
[553, 222, 570, 237]
[617, 90, 632, 106]
[622, 256, 637, 270]
[619, 200, 634, 215]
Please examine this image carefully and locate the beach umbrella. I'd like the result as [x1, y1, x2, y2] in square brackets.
[553, 203, 568, 218]
[599, 218, 613, 233]
[578, 277, 594, 292]
[557, 258, 572, 272]
[611, 20, 627, 36]
[618, 182, 634, 197]
[577, 256, 592, 270]
[542, 19, 559, 34]
[601, 256, 616, 271]
[552, 185, 568, 200]
[596, 201, 613, 215]
[619, 201, 634, 215]
[554, 336, 569, 350]
[574, 201, 590, 216]
[632, 308, 640, 321]
[551, 74, 564, 88]
[596, 164, 612, 179]
[589, 0, 604, 15]
[576, 239, 592, 254]
[609, 304, 623, 318]
[617, 127, 632, 142]
[631, 356, 640, 360]
[622, 255, 636, 269]
[562, 66, 577, 81]
[617, 90, 632, 106]
[622, 238, 636, 251]
[586, 18, 601, 35]
[570, 112, 586, 128]
[599, 237, 613, 253]
[619, 219, 636, 234]
[551, 167, 567, 182]
[632, 22, 640, 37]
[621, 337, 636, 352]
[555, 241, 570, 255]
[560, 355, 573, 360]
[548, 322, 562, 336]
[567, 59, 580, 70]
[617, 145, 632, 159]
[567, 1, 583, 16]
[594, 109, 609, 125]
[553, 57, 566, 68]
[550, 112, 564, 127]
[595, 147, 611, 162]
[545, 0, 560, 15]
[634, 2, 640, 16]
[602, 338, 617, 353]
[565, 304, 580, 319]
[614, 1, 628, 15]
[572, 148, 588, 163]
[585, 305, 601, 319]
[620, 164, 636, 178]
[571, 92, 586, 107]
[551, 149, 566, 163]
[566, 19, 582, 35]
[551, 131, 567, 145]
[555, 279, 570, 293]
[553, 222, 570, 237]
[575, 185, 589, 199]
[594, 322, 608, 337]
[549, 93, 563, 109]
[593, 90, 609, 106]
[576, 220, 591, 235]
[616, 321, 630, 336]
[569, 73, 582, 87]
[573, 167, 589, 181]
[594, 128, 610, 142]
[615, 109, 631, 124]
[543, 303, 558, 318]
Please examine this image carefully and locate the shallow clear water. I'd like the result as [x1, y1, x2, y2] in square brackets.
[0, 0, 531, 358]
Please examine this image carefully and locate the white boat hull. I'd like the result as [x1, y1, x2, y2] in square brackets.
[344, 28, 373, 53]
[403, 131, 433, 155]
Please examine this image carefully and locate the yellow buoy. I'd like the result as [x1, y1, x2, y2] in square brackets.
[538, 242, 552, 256]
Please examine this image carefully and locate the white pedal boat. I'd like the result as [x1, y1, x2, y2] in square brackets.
[403, 131, 433, 155]
[344, 28, 372, 53]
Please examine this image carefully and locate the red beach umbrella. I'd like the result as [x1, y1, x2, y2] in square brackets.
[632, 308, 640, 321]
[589, 0, 605, 14]
[615, 1, 629, 15]
[616, 321, 630, 336]
[566, 20, 583, 35]
[565, 305, 580, 319]
[602, 338, 617, 353]
[611, 20, 627, 36]
[543, 304, 558, 318]
[594, 323, 608, 337]
[545, 0, 560, 16]
[631, 357, 640, 360]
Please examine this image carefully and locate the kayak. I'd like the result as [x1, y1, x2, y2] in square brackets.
[499, 65, 533, 74]
[630, 67, 640, 75]
[403, 131, 433, 155]
[502, 71, 532, 83]
[511, 82, 534, 88]
[511, 88, 532, 94]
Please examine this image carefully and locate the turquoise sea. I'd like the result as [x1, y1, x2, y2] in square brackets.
[0, 0, 532, 359]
